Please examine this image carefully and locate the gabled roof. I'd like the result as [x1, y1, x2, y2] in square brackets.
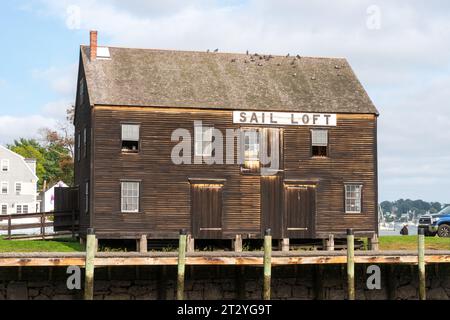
[80, 46, 379, 115]
[0, 145, 39, 180]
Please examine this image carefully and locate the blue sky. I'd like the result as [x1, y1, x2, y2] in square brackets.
[1, 0, 450, 202]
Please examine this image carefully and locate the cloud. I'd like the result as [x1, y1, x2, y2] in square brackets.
[0, 115, 58, 145]
[32, 0, 450, 201]
[41, 99, 72, 119]
[32, 64, 78, 96]
[0, 79, 6, 88]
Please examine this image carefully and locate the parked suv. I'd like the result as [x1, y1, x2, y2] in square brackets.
[418, 206, 450, 237]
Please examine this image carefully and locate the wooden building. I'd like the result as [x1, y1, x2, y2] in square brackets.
[72, 31, 379, 246]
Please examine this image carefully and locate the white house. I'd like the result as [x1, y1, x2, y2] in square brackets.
[0, 145, 39, 214]
[39, 180, 68, 212]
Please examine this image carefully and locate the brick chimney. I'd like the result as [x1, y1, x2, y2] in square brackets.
[90, 30, 98, 61]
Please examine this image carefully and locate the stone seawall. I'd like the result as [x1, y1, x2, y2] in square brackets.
[0, 265, 449, 300]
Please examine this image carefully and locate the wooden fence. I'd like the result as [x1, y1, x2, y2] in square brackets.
[0, 210, 79, 240]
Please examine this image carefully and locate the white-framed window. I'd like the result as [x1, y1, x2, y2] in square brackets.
[345, 184, 363, 213]
[243, 129, 260, 161]
[77, 132, 81, 162]
[1, 182, 8, 195]
[121, 124, 140, 153]
[83, 127, 87, 158]
[1, 204, 7, 215]
[16, 204, 22, 214]
[15, 182, 22, 195]
[121, 181, 140, 213]
[1, 159, 9, 172]
[311, 129, 328, 157]
[23, 205, 28, 214]
[85, 181, 89, 214]
[194, 125, 213, 157]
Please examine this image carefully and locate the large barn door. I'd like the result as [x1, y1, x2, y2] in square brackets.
[283, 185, 316, 239]
[191, 183, 224, 239]
[260, 128, 284, 238]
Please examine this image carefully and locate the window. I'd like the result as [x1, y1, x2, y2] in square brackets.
[194, 125, 213, 157]
[15, 182, 21, 195]
[311, 129, 328, 157]
[83, 127, 87, 158]
[77, 132, 81, 162]
[23, 205, 28, 214]
[85, 181, 89, 214]
[1, 159, 9, 172]
[242, 129, 261, 172]
[345, 184, 362, 213]
[1, 204, 7, 215]
[1, 182, 8, 195]
[16, 204, 22, 214]
[121, 181, 140, 213]
[78, 78, 85, 106]
[121, 124, 140, 153]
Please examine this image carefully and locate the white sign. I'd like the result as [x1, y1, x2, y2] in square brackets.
[233, 111, 337, 126]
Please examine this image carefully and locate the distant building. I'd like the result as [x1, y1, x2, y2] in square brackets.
[39, 181, 68, 212]
[0, 145, 39, 214]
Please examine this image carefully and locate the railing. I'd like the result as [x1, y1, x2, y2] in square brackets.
[0, 210, 79, 240]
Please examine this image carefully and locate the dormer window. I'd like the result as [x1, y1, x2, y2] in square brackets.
[121, 124, 140, 153]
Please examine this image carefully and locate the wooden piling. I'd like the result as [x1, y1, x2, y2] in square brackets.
[369, 233, 379, 251]
[187, 234, 195, 253]
[84, 228, 96, 300]
[139, 234, 147, 253]
[177, 229, 187, 300]
[233, 235, 243, 252]
[326, 234, 335, 251]
[280, 239, 290, 252]
[263, 229, 272, 300]
[418, 228, 426, 300]
[347, 228, 355, 300]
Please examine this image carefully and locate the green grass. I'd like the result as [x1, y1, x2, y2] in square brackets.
[0, 237, 83, 252]
[379, 236, 450, 251]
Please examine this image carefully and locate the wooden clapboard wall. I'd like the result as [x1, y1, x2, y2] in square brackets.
[78, 105, 377, 240]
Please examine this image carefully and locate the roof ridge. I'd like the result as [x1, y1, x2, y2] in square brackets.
[80, 45, 347, 60]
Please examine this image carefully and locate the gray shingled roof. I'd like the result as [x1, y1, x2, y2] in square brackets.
[81, 46, 378, 114]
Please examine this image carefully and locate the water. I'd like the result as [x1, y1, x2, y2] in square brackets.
[379, 223, 418, 236]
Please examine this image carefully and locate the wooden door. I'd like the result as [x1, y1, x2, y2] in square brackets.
[191, 184, 223, 239]
[283, 185, 316, 238]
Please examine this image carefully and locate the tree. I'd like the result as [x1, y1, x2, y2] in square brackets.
[8, 106, 75, 190]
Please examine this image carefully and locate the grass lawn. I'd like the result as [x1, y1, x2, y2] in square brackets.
[379, 236, 450, 251]
[0, 237, 83, 252]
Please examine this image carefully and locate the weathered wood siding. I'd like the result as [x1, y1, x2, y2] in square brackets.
[89, 106, 377, 239]
[73, 59, 92, 234]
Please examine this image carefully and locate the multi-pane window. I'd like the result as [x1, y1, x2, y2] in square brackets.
[23, 205, 28, 214]
[121, 124, 140, 153]
[311, 129, 328, 157]
[16, 205, 22, 214]
[15, 182, 21, 195]
[240, 129, 261, 173]
[345, 184, 363, 213]
[1, 204, 7, 215]
[83, 127, 87, 158]
[85, 181, 89, 214]
[1, 160, 9, 172]
[1, 182, 8, 194]
[194, 125, 213, 157]
[77, 132, 81, 162]
[121, 181, 140, 213]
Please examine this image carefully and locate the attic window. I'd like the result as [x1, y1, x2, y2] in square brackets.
[96, 47, 111, 59]
[121, 124, 140, 153]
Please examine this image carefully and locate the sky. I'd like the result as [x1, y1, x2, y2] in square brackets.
[0, 0, 449, 203]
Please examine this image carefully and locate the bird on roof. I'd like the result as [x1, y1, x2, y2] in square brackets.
[246, 50, 249, 55]
[207, 49, 210, 53]
[214, 48, 219, 52]
[296, 54, 301, 59]
[286, 53, 290, 58]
